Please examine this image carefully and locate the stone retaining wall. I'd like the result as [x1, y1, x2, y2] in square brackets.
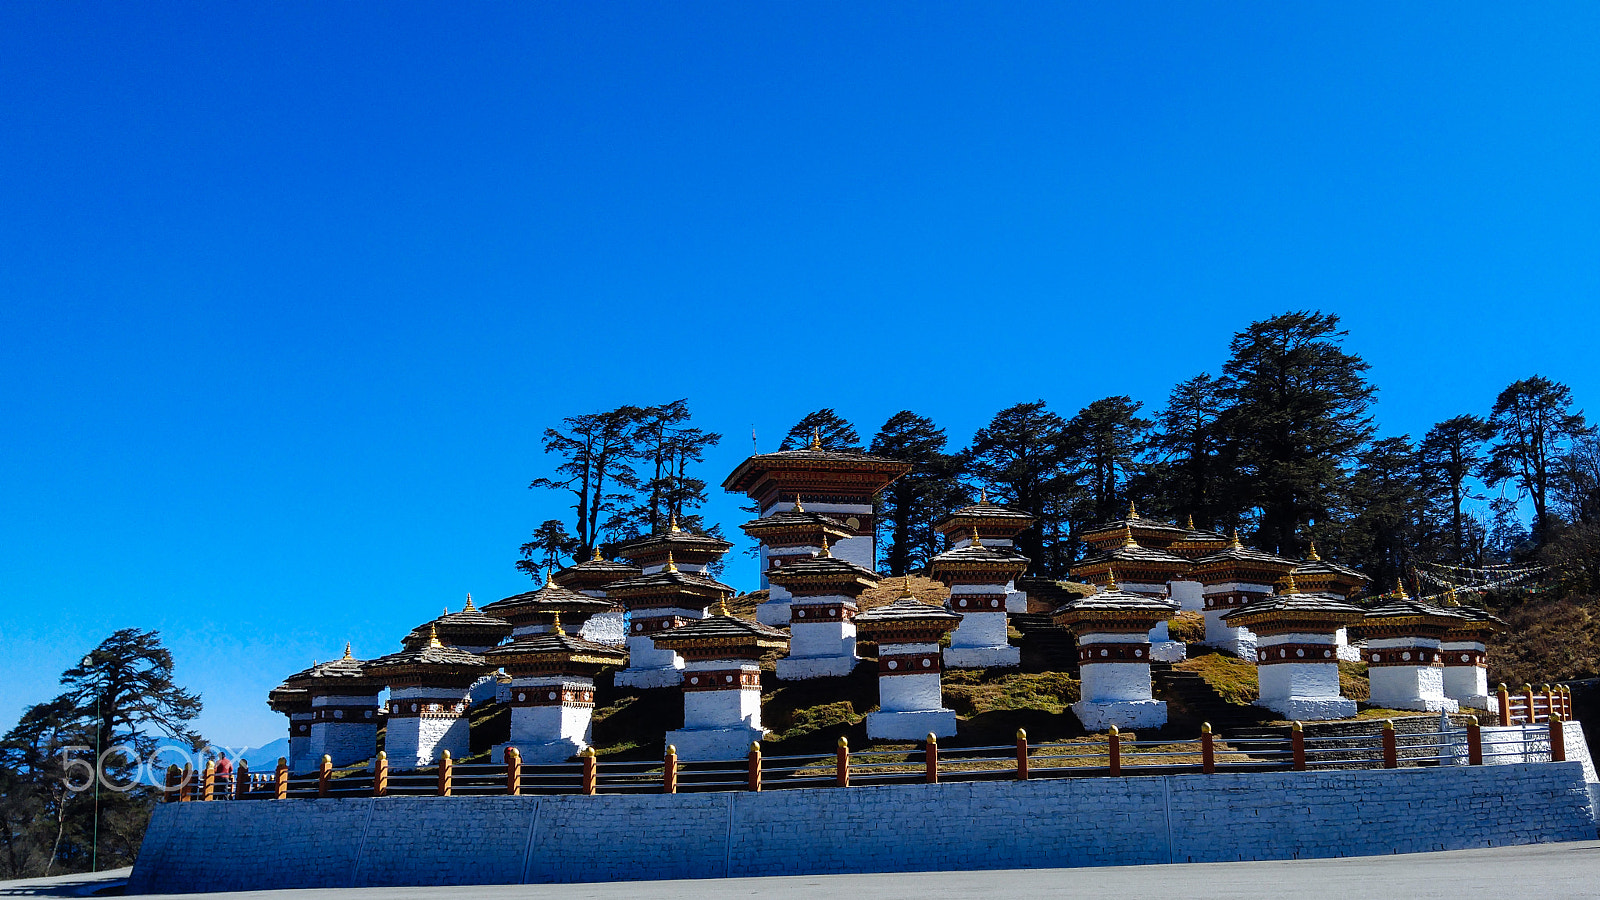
[128, 762, 1596, 894]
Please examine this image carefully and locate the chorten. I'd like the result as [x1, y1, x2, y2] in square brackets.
[1051, 571, 1179, 731]
[280, 645, 382, 771]
[764, 536, 879, 680]
[1438, 595, 1506, 712]
[1223, 574, 1365, 720]
[739, 497, 854, 626]
[650, 601, 789, 761]
[852, 585, 963, 740]
[929, 528, 1026, 668]
[614, 516, 732, 576]
[1351, 585, 1461, 713]
[483, 576, 616, 642]
[1166, 515, 1231, 613]
[723, 431, 910, 622]
[484, 612, 627, 762]
[1189, 532, 1298, 658]
[606, 552, 736, 689]
[1069, 521, 1192, 662]
[1078, 502, 1191, 554]
[401, 594, 513, 654]
[365, 626, 493, 769]
[933, 494, 1034, 613]
[550, 548, 641, 645]
[265, 684, 313, 773]
[1290, 540, 1371, 662]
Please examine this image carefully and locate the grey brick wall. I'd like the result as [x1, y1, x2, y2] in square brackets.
[128, 762, 1597, 894]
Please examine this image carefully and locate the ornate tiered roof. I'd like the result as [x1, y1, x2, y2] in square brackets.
[722, 433, 911, 509]
[934, 494, 1034, 543]
[739, 498, 853, 545]
[649, 605, 789, 660]
[1290, 541, 1369, 598]
[929, 533, 1030, 583]
[853, 585, 962, 643]
[1440, 598, 1508, 641]
[1051, 571, 1180, 632]
[1078, 502, 1191, 551]
[483, 617, 628, 675]
[482, 578, 616, 630]
[1222, 575, 1366, 631]
[283, 644, 382, 690]
[551, 548, 642, 594]
[615, 518, 733, 569]
[1189, 533, 1299, 583]
[606, 555, 736, 609]
[1168, 515, 1232, 560]
[1352, 584, 1462, 640]
[266, 684, 310, 714]
[764, 542, 880, 595]
[1070, 525, 1191, 588]
[403, 595, 513, 650]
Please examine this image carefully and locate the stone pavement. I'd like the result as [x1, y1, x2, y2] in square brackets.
[5, 841, 1600, 899]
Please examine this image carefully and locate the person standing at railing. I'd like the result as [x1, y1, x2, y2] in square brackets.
[213, 753, 234, 800]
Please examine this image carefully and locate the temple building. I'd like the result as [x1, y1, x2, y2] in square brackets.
[401, 595, 513, 704]
[615, 517, 732, 576]
[549, 548, 642, 645]
[1290, 541, 1370, 662]
[1189, 533, 1298, 658]
[1070, 522, 1192, 662]
[1051, 572, 1179, 731]
[1352, 586, 1460, 713]
[739, 498, 853, 626]
[265, 683, 312, 774]
[1166, 516, 1231, 611]
[1439, 596, 1506, 712]
[650, 601, 789, 760]
[723, 432, 910, 625]
[933, 495, 1034, 612]
[365, 626, 492, 769]
[483, 578, 616, 642]
[606, 552, 736, 689]
[764, 536, 878, 680]
[280, 645, 382, 771]
[853, 585, 963, 739]
[484, 612, 627, 763]
[929, 529, 1026, 668]
[1222, 574, 1365, 720]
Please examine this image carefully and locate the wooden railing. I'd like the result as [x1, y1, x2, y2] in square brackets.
[164, 714, 1577, 803]
[1498, 683, 1572, 726]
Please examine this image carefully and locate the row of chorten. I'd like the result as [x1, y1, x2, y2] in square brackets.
[268, 438, 1505, 768]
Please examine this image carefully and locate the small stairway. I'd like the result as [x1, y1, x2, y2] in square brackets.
[1010, 613, 1077, 673]
[1151, 661, 1276, 738]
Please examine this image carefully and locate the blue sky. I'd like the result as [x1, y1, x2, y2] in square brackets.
[3, 4, 1598, 747]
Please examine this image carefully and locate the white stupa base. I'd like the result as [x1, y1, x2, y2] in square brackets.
[1006, 590, 1028, 613]
[1454, 694, 1498, 713]
[756, 600, 792, 627]
[776, 655, 859, 680]
[1337, 642, 1363, 662]
[1148, 641, 1187, 663]
[666, 724, 765, 762]
[493, 739, 582, 765]
[1370, 695, 1461, 713]
[866, 708, 958, 741]
[942, 646, 1021, 669]
[1208, 635, 1257, 660]
[615, 666, 683, 690]
[1255, 697, 1356, 721]
[1072, 699, 1167, 732]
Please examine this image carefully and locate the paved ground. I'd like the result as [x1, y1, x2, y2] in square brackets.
[4, 841, 1600, 899]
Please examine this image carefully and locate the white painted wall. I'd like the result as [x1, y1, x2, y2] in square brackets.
[682, 661, 762, 730]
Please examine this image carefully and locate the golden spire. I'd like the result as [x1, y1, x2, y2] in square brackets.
[551, 610, 565, 636]
[716, 596, 730, 617]
[463, 593, 475, 612]
[426, 625, 442, 649]
[664, 551, 678, 574]
[1106, 567, 1119, 592]
[1128, 500, 1139, 520]
[794, 494, 805, 512]
[343, 642, 353, 660]
[970, 527, 984, 549]
[1444, 587, 1461, 607]
[669, 513, 681, 533]
[1230, 529, 1244, 550]
[979, 488, 987, 503]
[1307, 539, 1321, 561]
[1185, 514, 1195, 530]
[900, 577, 916, 599]
[1121, 523, 1138, 549]
[1281, 573, 1299, 594]
[819, 534, 832, 557]
[544, 566, 555, 589]
[809, 426, 822, 450]
[592, 546, 603, 562]
[1395, 579, 1409, 600]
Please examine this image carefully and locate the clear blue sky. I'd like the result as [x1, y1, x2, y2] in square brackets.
[3, 4, 1598, 747]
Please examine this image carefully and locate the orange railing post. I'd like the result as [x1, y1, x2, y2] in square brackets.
[748, 742, 762, 792]
[373, 751, 389, 797]
[1381, 720, 1398, 769]
[504, 747, 520, 796]
[1524, 684, 1538, 724]
[1016, 729, 1029, 781]
[201, 760, 216, 801]
[179, 763, 194, 802]
[437, 751, 452, 797]
[318, 755, 332, 798]
[581, 748, 597, 795]
[1498, 684, 1512, 726]
[664, 745, 678, 794]
[924, 733, 939, 784]
[1467, 716, 1483, 766]
[1550, 715, 1567, 762]
[164, 764, 180, 803]
[835, 737, 849, 788]
[1291, 722, 1306, 771]
[1543, 685, 1556, 723]
[273, 757, 289, 800]
[1201, 723, 1215, 775]
[1108, 726, 1121, 776]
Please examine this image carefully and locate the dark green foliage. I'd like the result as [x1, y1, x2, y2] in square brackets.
[965, 401, 1077, 575]
[1485, 376, 1588, 546]
[1419, 415, 1496, 564]
[1143, 373, 1227, 528]
[1063, 396, 1151, 527]
[516, 519, 576, 578]
[869, 411, 968, 575]
[1341, 436, 1424, 591]
[777, 408, 860, 451]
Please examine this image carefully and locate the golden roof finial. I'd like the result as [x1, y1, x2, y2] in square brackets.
[809, 426, 822, 450]
[1185, 514, 1196, 530]
[551, 610, 565, 636]
[1106, 567, 1119, 592]
[1307, 539, 1321, 561]
[970, 527, 984, 549]
[664, 550, 678, 574]
[592, 546, 603, 562]
[1396, 579, 1409, 600]
[1121, 523, 1138, 549]
[793, 494, 805, 512]
[979, 488, 987, 503]
[1281, 573, 1299, 594]
[900, 577, 916, 599]
[343, 642, 353, 660]
[463, 593, 475, 612]
[543, 566, 555, 589]
[819, 533, 832, 557]
[1444, 587, 1461, 607]
[716, 596, 729, 617]
[1230, 529, 1244, 550]
[1128, 500, 1139, 520]
[425, 625, 442, 649]
[669, 513, 680, 533]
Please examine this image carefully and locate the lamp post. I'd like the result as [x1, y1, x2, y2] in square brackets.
[81, 654, 98, 874]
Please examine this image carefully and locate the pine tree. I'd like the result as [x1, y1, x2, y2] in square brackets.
[529, 406, 644, 557]
[869, 411, 968, 575]
[1216, 311, 1376, 555]
[1341, 436, 1424, 591]
[628, 400, 722, 534]
[1484, 376, 1589, 547]
[778, 409, 860, 451]
[517, 519, 576, 577]
[965, 401, 1075, 575]
[1419, 415, 1495, 564]
[1062, 396, 1151, 526]
[1145, 373, 1228, 527]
